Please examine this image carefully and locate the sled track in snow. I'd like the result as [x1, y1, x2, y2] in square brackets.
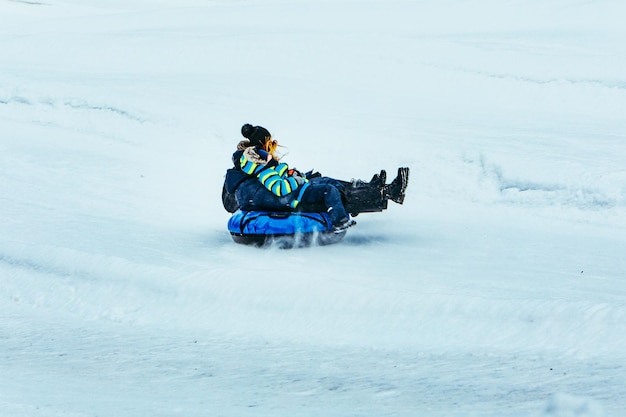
[466, 154, 624, 210]
[0, 94, 145, 123]
[8, 0, 47, 5]
[424, 63, 626, 90]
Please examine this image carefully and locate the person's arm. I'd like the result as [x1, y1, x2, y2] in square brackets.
[239, 149, 303, 197]
[256, 162, 304, 196]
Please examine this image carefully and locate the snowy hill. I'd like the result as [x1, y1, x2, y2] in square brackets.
[2, 1, 626, 416]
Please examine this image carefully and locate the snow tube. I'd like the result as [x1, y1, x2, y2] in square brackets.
[227, 210, 346, 248]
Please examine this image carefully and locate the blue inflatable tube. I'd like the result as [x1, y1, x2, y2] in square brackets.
[227, 210, 346, 247]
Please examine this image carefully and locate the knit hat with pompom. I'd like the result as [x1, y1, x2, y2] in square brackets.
[241, 123, 271, 147]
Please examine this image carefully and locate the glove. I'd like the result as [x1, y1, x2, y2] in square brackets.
[304, 170, 322, 180]
[288, 169, 306, 185]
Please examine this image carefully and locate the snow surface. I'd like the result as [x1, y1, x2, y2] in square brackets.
[2, 0, 626, 416]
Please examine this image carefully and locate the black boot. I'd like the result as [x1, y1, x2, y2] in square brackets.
[368, 169, 386, 189]
[384, 167, 409, 204]
[342, 177, 387, 216]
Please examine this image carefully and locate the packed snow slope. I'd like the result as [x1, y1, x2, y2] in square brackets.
[2, 0, 626, 416]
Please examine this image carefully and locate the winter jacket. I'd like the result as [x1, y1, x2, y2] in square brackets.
[227, 143, 310, 210]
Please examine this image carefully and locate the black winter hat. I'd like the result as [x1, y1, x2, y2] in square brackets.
[241, 123, 271, 147]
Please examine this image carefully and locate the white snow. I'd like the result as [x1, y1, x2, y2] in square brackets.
[2, 0, 626, 416]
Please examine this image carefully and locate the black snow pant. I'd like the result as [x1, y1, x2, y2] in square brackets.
[298, 177, 387, 216]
